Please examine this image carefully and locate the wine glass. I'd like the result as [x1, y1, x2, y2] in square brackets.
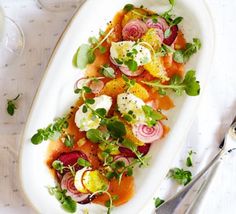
[37, 0, 85, 12]
[0, 8, 25, 68]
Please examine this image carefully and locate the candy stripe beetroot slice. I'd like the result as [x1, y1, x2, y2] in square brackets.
[122, 19, 148, 41]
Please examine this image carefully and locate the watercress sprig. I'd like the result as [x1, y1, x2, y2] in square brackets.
[142, 105, 164, 127]
[173, 38, 201, 63]
[154, 197, 165, 208]
[73, 28, 114, 69]
[48, 186, 77, 213]
[6, 93, 21, 116]
[169, 167, 192, 185]
[100, 64, 116, 79]
[31, 116, 69, 145]
[142, 70, 200, 96]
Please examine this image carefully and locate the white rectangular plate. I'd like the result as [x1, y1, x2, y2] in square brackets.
[19, 0, 214, 213]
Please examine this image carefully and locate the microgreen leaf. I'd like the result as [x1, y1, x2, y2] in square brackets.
[154, 197, 165, 208]
[86, 129, 104, 143]
[186, 150, 196, 167]
[123, 4, 134, 12]
[48, 186, 77, 213]
[85, 98, 95, 105]
[142, 70, 200, 96]
[171, 16, 183, 26]
[169, 0, 175, 7]
[173, 38, 201, 63]
[95, 108, 107, 117]
[124, 60, 138, 72]
[169, 168, 192, 185]
[142, 105, 163, 127]
[63, 134, 75, 148]
[6, 94, 21, 116]
[77, 158, 91, 167]
[100, 65, 116, 79]
[31, 117, 68, 145]
[52, 160, 64, 173]
[74, 44, 91, 69]
[106, 119, 126, 139]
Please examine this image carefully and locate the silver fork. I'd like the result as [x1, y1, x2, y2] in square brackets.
[155, 116, 236, 214]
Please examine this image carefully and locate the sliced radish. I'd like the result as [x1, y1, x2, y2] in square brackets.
[88, 79, 104, 94]
[122, 19, 148, 41]
[132, 122, 164, 143]
[119, 143, 151, 158]
[56, 151, 88, 176]
[119, 66, 144, 77]
[74, 77, 105, 94]
[82, 170, 109, 193]
[61, 172, 92, 204]
[155, 28, 164, 43]
[163, 25, 178, 46]
[74, 167, 91, 194]
[114, 155, 131, 166]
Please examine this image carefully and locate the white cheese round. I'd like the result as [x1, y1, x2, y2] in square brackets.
[75, 95, 112, 131]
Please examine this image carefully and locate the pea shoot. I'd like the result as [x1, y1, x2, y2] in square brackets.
[6, 93, 21, 116]
[142, 70, 200, 96]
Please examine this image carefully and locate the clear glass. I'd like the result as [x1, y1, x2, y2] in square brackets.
[0, 8, 25, 68]
[37, 0, 84, 12]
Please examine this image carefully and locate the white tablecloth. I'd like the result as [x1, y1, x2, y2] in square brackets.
[0, 0, 236, 214]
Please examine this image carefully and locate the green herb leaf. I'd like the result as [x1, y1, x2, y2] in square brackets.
[169, 0, 175, 7]
[52, 160, 64, 171]
[85, 98, 95, 105]
[6, 94, 21, 116]
[171, 16, 183, 26]
[142, 105, 163, 127]
[186, 150, 196, 167]
[122, 74, 136, 89]
[154, 197, 165, 208]
[164, 28, 171, 39]
[74, 44, 91, 69]
[87, 49, 96, 64]
[142, 70, 200, 96]
[77, 158, 91, 167]
[173, 38, 201, 63]
[31, 117, 68, 145]
[169, 168, 192, 185]
[48, 186, 77, 213]
[99, 46, 107, 54]
[123, 4, 134, 12]
[124, 60, 138, 72]
[64, 134, 75, 148]
[86, 129, 104, 143]
[62, 196, 77, 213]
[122, 139, 137, 152]
[95, 108, 107, 117]
[106, 119, 126, 139]
[100, 65, 116, 79]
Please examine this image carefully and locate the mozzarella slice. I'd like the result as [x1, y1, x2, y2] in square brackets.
[117, 92, 146, 123]
[110, 41, 151, 66]
[75, 95, 112, 131]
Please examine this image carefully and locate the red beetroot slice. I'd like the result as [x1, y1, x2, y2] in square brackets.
[61, 172, 93, 204]
[163, 25, 178, 46]
[119, 143, 151, 158]
[56, 151, 88, 177]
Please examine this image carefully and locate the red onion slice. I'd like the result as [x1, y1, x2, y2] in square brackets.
[163, 25, 178, 46]
[119, 143, 151, 158]
[119, 66, 144, 77]
[132, 122, 164, 143]
[114, 155, 131, 166]
[61, 172, 92, 204]
[122, 19, 148, 41]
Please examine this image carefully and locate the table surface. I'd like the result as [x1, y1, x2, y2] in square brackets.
[0, 0, 236, 214]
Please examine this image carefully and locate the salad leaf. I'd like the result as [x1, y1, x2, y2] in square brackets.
[7, 94, 21, 116]
[31, 117, 68, 145]
[100, 65, 116, 78]
[63, 134, 75, 148]
[142, 70, 200, 96]
[169, 168, 192, 185]
[123, 4, 134, 12]
[48, 186, 77, 213]
[77, 158, 91, 167]
[142, 105, 163, 127]
[106, 119, 126, 139]
[154, 197, 165, 208]
[173, 38, 201, 63]
[74, 44, 91, 69]
[186, 150, 196, 167]
[86, 129, 104, 143]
